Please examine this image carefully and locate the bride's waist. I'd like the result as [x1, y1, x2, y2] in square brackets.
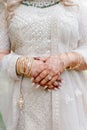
[13, 47, 68, 56]
[14, 49, 51, 57]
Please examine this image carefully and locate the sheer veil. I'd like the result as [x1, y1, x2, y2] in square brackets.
[0, 70, 14, 128]
[0, 1, 14, 128]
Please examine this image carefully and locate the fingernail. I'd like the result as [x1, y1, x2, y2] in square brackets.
[47, 89, 52, 92]
[32, 83, 35, 86]
[61, 80, 65, 84]
[54, 88, 58, 91]
[43, 86, 48, 89]
[58, 85, 61, 89]
[31, 77, 34, 82]
[36, 85, 40, 88]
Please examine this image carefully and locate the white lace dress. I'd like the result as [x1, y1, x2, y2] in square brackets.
[0, 0, 87, 130]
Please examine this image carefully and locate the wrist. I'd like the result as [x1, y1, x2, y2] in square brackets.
[65, 52, 76, 68]
[59, 53, 71, 70]
[63, 52, 83, 70]
[16, 56, 34, 77]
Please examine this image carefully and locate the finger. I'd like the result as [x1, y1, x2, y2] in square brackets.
[46, 85, 55, 90]
[57, 77, 62, 82]
[32, 70, 40, 78]
[33, 65, 47, 78]
[42, 81, 60, 90]
[46, 83, 61, 90]
[45, 84, 59, 90]
[44, 71, 62, 86]
[34, 69, 49, 83]
[39, 72, 55, 86]
[46, 75, 59, 86]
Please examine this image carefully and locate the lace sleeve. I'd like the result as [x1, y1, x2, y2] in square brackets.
[0, 5, 21, 80]
[73, 2, 87, 64]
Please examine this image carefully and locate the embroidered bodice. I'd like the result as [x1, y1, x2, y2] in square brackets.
[9, 3, 79, 57]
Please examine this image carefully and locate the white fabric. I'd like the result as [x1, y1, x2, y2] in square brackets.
[0, 11, 21, 80]
[0, 0, 87, 130]
[72, 2, 87, 63]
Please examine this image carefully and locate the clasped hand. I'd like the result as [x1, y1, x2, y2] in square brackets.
[31, 55, 65, 91]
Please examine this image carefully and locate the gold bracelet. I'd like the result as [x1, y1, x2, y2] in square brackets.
[66, 53, 82, 70]
[24, 57, 29, 74]
[27, 58, 34, 77]
[20, 57, 25, 74]
[16, 56, 34, 77]
[71, 55, 82, 70]
[16, 57, 26, 75]
[16, 57, 22, 75]
[24, 58, 33, 77]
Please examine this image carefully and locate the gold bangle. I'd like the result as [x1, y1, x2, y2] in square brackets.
[28, 58, 34, 77]
[71, 55, 82, 70]
[25, 58, 33, 77]
[66, 52, 76, 70]
[66, 54, 82, 70]
[16, 57, 21, 75]
[16, 56, 34, 77]
[19, 57, 26, 74]
[24, 57, 28, 75]
[27, 58, 32, 75]
[16, 57, 28, 75]
[24, 57, 29, 74]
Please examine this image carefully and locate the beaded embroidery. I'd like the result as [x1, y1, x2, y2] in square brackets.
[22, 0, 60, 8]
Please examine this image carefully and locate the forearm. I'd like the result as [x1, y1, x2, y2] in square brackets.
[60, 52, 87, 71]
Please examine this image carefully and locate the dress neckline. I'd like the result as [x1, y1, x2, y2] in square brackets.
[22, 0, 60, 8]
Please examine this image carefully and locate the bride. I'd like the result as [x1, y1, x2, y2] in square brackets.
[0, 0, 87, 129]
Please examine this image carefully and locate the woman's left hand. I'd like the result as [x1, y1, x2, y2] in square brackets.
[33, 55, 66, 89]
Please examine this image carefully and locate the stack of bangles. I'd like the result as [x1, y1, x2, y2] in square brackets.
[65, 52, 83, 70]
[16, 56, 34, 77]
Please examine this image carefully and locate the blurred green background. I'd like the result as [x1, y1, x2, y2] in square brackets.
[0, 113, 6, 130]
